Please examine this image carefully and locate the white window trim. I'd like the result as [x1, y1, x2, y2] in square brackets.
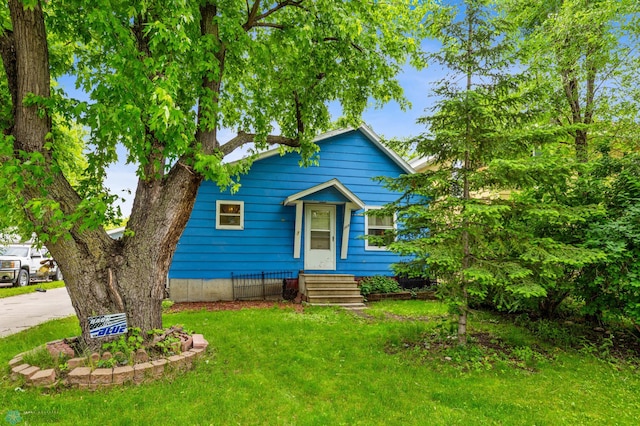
[216, 200, 245, 230]
[365, 206, 395, 251]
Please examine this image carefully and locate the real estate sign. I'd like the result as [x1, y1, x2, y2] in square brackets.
[88, 313, 127, 338]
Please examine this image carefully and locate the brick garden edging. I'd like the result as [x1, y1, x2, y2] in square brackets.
[8, 334, 209, 390]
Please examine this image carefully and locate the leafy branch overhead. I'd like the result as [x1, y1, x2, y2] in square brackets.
[0, 0, 435, 236]
[0, 0, 436, 347]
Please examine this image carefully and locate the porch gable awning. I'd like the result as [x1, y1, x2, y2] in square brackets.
[283, 179, 364, 260]
[283, 178, 365, 209]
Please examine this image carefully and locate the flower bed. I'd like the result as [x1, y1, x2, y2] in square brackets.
[8, 330, 208, 390]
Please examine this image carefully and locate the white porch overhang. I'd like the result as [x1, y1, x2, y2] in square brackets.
[283, 179, 365, 260]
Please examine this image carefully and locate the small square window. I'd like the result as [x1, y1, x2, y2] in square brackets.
[216, 200, 244, 230]
[365, 207, 395, 250]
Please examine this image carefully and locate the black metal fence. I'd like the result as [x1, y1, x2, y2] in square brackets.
[231, 271, 294, 300]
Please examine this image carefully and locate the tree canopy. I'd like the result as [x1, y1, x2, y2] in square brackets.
[0, 0, 439, 347]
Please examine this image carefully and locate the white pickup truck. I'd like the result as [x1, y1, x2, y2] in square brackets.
[0, 244, 63, 287]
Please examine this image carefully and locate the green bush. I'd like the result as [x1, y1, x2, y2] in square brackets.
[162, 299, 175, 312]
[359, 276, 401, 296]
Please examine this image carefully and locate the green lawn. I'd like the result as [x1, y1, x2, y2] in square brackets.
[0, 281, 66, 299]
[1, 300, 639, 425]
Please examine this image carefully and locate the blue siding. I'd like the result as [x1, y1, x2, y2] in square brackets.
[169, 129, 410, 279]
[300, 186, 351, 203]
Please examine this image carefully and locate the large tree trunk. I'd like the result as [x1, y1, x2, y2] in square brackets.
[39, 165, 201, 349]
[50, 164, 201, 349]
[3, 0, 204, 349]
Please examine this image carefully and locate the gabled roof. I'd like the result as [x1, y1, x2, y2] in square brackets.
[409, 155, 437, 173]
[252, 125, 415, 175]
[283, 178, 365, 208]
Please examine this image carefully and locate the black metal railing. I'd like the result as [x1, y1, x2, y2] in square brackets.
[231, 271, 294, 300]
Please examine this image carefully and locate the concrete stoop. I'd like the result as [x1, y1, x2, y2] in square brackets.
[300, 274, 366, 310]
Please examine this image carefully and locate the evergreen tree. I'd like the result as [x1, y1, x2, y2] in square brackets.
[381, 0, 540, 344]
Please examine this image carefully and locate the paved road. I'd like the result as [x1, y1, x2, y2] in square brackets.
[0, 287, 76, 338]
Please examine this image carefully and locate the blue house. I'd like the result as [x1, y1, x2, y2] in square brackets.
[168, 126, 414, 305]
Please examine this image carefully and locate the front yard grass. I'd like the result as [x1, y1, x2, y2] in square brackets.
[0, 280, 65, 299]
[1, 301, 639, 425]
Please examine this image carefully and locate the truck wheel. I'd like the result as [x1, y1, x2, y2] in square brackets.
[53, 268, 63, 281]
[16, 269, 29, 287]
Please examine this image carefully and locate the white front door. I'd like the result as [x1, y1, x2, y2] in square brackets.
[304, 205, 336, 270]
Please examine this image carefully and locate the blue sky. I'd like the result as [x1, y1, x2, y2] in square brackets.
[60, 41, 449, 217]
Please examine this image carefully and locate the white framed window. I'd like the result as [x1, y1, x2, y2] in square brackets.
[216, 200, 244, 230]
[365, 206, 395, 250]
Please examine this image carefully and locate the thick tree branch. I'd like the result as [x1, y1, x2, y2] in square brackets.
[253, 22, 285, 30]
[293, 91, 305, 135]
[130, 15, 167, 181]
[561, 70, 581, 125]
[132, 14, 151, 57]
[195, 3, 225, 154]
[5, 0, 112, 270]
[7, 0, 51, 152]
[243, 0, 304, 31]
[322, 37, 364, 54]
[219, 131, 300, 157]
[246, 0, 261, 24]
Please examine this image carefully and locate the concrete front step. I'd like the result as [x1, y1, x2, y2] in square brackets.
[306, 302, 367, 310]
[303, 274, 357, 283]
[301, 273, 365, 309]
[307, 295, 365, 304]
[306, 281, 358, 288]
[306, 287, 362, 296]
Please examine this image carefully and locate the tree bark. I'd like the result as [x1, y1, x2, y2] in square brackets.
[4, 0, 204, 349]
[6, 0, 50, 149]
[559, 37, 597, 164]
[455, 3, 476, 347]
[31, 161, 201, 349]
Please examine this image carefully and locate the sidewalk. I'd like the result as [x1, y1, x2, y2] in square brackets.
[0, 287, 76, 338]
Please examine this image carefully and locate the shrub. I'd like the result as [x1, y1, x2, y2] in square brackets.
[101, 327, 144, 365]
[162, 299, 175, 312]
[359, 276, 401, 296]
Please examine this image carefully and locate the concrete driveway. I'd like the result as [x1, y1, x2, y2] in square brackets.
[0, 287, 76, 338]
